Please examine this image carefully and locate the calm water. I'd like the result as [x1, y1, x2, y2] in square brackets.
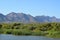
[0, 34, 60, 40]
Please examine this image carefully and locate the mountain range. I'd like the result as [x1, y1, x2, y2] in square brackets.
[0, 12, 60, 23]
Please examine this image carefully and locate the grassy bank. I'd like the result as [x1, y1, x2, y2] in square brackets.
[0, 22, 60, 38]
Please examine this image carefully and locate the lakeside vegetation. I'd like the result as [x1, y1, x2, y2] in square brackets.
[0, 22, 60, 38]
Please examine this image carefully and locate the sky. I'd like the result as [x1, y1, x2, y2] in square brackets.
[0, 0, 60, 18]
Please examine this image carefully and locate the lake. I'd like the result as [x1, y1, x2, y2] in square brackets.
[0, 34, 60, 40]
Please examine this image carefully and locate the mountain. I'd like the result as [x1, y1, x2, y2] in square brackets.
[0, 13, 7, 22]
[35, 16, 60, 22]
[6, 12, 36, 23]
[0, 12, 60, 23]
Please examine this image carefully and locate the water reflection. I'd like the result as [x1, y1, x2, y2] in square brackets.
[0, 34, 60, 40]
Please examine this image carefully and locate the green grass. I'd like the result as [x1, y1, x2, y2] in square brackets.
[0, 22, 60, 38]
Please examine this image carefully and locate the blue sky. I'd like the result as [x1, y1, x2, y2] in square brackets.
[0, 0, 60, 18]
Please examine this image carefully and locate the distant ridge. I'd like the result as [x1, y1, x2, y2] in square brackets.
[0, 12, 60, 23]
